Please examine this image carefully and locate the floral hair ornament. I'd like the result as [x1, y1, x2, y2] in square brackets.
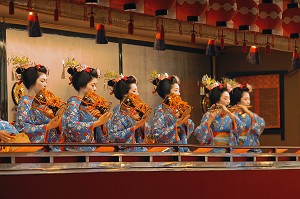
[202, 74, 219, 91]
[9, 56, 35, 81]
[149, 70, 168, 94]
[238, 83, 254, 93]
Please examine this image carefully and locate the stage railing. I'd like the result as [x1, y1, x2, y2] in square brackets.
[1, 143, 300, 175]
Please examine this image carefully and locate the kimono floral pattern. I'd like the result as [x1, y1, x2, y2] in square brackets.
[236, 112, 265, 153]
[106, 104, 151, 152]
[0, 120, 18, 135]
[62, 96, 109, 152]
[15, 95, 61, 151]
[194, 111, 245, 153]
[152, 104, 194, 152]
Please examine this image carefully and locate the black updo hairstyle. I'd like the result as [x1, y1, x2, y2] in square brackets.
[67, 67, 98, 91]
[209, 85, 229, 105]
[152, 76, 180, 99]
[230, 86, 250, 106]
[108, 76, 137, 101]
[17, 65, 48, 89]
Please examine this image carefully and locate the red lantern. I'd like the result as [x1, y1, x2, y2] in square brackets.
[144, 0, 175, 16]
[206, 0, 237, 27]
[282, 3, 300, 38]
[176, 0, 207, 21]
[256, 0, 282, 34]
[232, 0, 258, 30]
[109, 0, 139, 10]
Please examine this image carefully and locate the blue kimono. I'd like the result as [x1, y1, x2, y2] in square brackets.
[15, 95, 61, 151]
[0, 120, 19, 135]
[194, 111, 245, 153]
[106, 104, 151, 152]
[62, 96, 109, 152]
[236, 112, 265, 152]
[152, 104, 195, 152]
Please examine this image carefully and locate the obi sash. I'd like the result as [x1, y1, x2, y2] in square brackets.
[213, 132, 230, 146]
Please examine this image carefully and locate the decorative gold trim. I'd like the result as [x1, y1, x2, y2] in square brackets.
[11, 82, 25, 105]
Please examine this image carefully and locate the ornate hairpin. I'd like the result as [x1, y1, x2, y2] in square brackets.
[202, 74, 219, 91]
[62, 58, 101, 81]
[222, 77, 253, 93]
[102, 70, 119, 91]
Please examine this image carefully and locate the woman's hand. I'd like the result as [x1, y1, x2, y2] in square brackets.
[216, 103, 231, 114]
[133, 118, 146, 131]
[237, 104, 253, 117]
[46, 116, 62, 131]
[93, 112, 112, 127]
[0, 130, 13, 142]
[176, 115, 190, 127]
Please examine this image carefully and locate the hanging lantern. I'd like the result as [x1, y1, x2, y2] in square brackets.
[9, 0, 14, 15]
[28, 11, 42, 37]
[96, 24, 108, 44]
[154, 19, 166, 51]
[206, 0, 237, 27]
[256, 0, 282, 35]
[232, 0, 258, 31]
[206, 39, 217, 56]
[109, 0, 139, 10]
[176, 0, 207, 21]
[144, 0, 175, 16]
[282, 3, 300, 39]
[246, 46, 260, 65]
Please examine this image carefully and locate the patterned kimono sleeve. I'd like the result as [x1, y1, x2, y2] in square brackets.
[193, 112, 212, 145]
[152, 108, 178, 143]
[63, 103, 94, 143]
[230, 115, 245, 143]
[15, 100, 47, 138]
[178, 119, 195, 139]
[107, 113, 135, 143]
[0, 120, 18, 134]
[249, 113, 265, 136]
[144, 123, 152, 138]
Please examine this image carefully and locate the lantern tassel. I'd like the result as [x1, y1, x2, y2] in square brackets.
[242, 40, 247, 53]
[220, 29, 225, 49]
[96, 24, 108, 44]
[292, 49, 300, 69]
[28, 12, 42, 37]
[266, 44, 271, 55]
[191, 24, 196, 45]
[128, 14, 134, 35]
[191, 32, 196, 45]
[90, 15, 94, 28]
[265, 36, 271, 55]
[154, 23, 165, 51]
[89, 6, 95, 28]
[54, 8, 59, 21]
[9, 0, 14, 15]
